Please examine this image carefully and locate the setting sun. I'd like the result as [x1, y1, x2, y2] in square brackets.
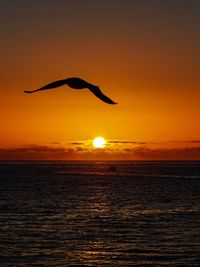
[93, 137, 106, 148]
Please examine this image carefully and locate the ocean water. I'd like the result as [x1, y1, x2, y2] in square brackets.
[0, 161, 200, 266]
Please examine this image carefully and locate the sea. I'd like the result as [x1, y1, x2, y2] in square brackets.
[0, 161, 200, 266]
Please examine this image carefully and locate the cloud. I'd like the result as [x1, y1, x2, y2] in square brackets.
[109, 140, 147, 145]
[189, 140, 200, 144]
[0, 142, 200, 160]
[123, 146, 200, 160]
[0, 145, 77, 160]
[69, 142, 85, 145]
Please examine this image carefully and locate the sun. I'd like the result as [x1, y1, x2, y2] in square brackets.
[93, 137, 106, 148]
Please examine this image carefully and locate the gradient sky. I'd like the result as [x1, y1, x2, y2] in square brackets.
[0, 0, 200, 159]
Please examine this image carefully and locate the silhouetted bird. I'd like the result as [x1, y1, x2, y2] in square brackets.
[24, 77, 117, 104]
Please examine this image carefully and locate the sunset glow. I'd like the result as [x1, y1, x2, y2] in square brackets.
[1, 2, 200, 266]
[0, 1, 199, 160]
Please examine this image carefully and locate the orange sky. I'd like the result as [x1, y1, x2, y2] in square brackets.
[0, 0, 200, 160]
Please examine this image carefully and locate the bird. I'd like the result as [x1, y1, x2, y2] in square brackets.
[24, 77, 117, 105]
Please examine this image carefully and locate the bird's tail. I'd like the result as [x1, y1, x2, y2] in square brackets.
[24, 90, 35, 93]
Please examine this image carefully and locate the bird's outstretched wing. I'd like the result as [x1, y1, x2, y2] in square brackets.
[24, 79, 67, 93]
[88, 86, 117, 104]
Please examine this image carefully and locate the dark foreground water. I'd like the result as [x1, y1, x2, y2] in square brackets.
[0, 161, 200, 266]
